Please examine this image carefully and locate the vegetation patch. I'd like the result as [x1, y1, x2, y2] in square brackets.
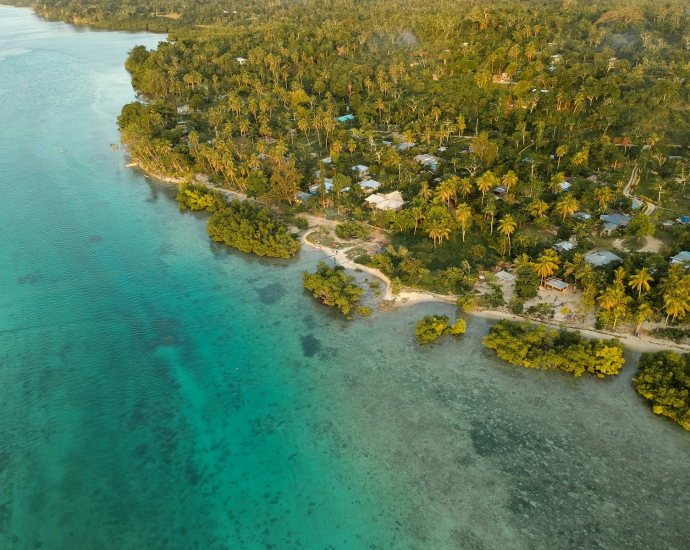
[302, 261, 365, 316]
[335, 221, 370, 240]
[482, 319, 624, 378]
[207, 200, 300, 258]
[633, 351, 690, 431]
[414, 315, 466, 344]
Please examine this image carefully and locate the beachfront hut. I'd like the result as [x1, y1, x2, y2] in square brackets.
[544, 278, 569, 293]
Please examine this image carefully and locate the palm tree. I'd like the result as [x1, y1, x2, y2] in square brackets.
[563, 254, 585, 287]
[497, 214, 517, 257]
[663, 288, 690, 324]
[513, 254, 532, 270]
[556, 145, 568, 168]
[533, 252, 560, 286]
[529, 199, 549, 218]
[418, 182, 433, 200]
[476, 171, 497, 203]
[633, 301, 654, 335]
[598, 283, 631, 329]
[436, 182, 456, 208]
[412, 207, 425, 234]
[427, 221, 449, 248]
[594, 187, 614, 211]
[457, 177, 474, 199]
[502, 170, 519, 192]
[455, 203, 473, 242]
[556, 195, 578, 220]
[627, 268, 653, 299]
[482, 202, 496, 234]
[614, 267, 627, 285]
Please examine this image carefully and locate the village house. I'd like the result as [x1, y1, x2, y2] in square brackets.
[236, 57, 247, 65]
[600, 213, 632, 235]
[177, 105, 190, 115]
[413, 154, 440, 170]
[553, 241, 575, 254]
[544, 278, 569, 293]
[352, 165, 369, 179]
[365, 191, 405, 211]
[584, 251, 623, 267]
[670, 251, 690, 266]
[359, 180, 381, 193]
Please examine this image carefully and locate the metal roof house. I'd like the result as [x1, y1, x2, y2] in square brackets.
[601, 214, 632, 227]
[236, 57, 247, 65]
[336, 114, 356, 123]
[360, 180, 381, 193]
[584, 251, 623, 267]
[492, 185, 508, 198]
[365, 191, 405, 211]
[544, 278, 569, 292]
[553, 241, 575, 253]
[671, 251, 690, 266]
[573, 212, 591, 221]
[309, 179, 333, 194]
[351, 165, 369, 178]
[413, 154, 440, 170]
[396, 142, 415, 152]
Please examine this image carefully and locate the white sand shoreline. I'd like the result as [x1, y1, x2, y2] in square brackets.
[133, 161, 690, 355]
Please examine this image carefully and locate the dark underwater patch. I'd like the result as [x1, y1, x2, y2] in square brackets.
[300, 335, 321, 357]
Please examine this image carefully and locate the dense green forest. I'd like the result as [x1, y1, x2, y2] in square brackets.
[18, 0, 690, 333]
[634, 351, 690, 430]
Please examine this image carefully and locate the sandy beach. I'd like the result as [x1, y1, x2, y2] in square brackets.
[132, 161, 690, 355]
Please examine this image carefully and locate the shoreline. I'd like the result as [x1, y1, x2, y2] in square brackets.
[131, 160, 690, 355]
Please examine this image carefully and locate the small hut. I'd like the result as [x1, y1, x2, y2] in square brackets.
[544, 278, 569, 293]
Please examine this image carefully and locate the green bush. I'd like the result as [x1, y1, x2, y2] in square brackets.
[357, 306, 372, 316]
[508, 297, 524, 314]
[176, 182, 226, 212]
[456, 292, 478, 312]
[207, 200, 300, 258]
[482, 319, 624, 378]
[335, 221, 371, 239]
[415, 315, 465, 343]
[295, 217, 309, 230]
[633, 351, 690, 431]
[302, 261, 364, 316]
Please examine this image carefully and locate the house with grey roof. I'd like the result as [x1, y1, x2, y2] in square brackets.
[670, 251, 690, 267]
[553, 241, 575, 254]
[584, 251, 622, 267]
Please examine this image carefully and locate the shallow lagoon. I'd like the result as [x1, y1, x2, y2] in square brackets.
[0, 6, 689, 549]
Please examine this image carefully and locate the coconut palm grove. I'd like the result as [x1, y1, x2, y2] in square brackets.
[14, 0, 690, 428]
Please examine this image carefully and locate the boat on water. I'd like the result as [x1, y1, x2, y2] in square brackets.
[60, 149, 66, 153]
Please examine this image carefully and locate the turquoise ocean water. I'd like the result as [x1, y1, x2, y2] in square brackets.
[1, 6, 690, 549]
